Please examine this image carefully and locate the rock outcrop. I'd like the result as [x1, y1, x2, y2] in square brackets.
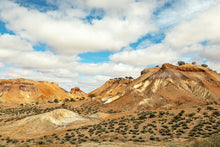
[69, 87, 86, 98]
[87, 78, 134, 103]
[92, 64, 220, 111]
[0, 78, 70, 104]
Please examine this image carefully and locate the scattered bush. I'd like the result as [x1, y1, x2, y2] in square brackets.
[177, 61, 185, 66]
[201, 64, 208, 68]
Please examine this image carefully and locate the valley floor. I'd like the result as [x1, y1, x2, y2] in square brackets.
[0, 101, 219, 147]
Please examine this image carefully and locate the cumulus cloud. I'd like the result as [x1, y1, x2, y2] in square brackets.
[73, 62, 143, 77]
[0, 34, 78, 71]
[0, 0, 220, 93]
[75, 75, 111, 92]
[201, 45, 220, 61]
[205, 61, 220, 72]
[0, 33, 144, 92]
[164, 3, 220, 48]
[110, 44, 179, 66]
[155, 0, 219, 28]
[0, 0, 157, 54]
[0, 34, 32, 51]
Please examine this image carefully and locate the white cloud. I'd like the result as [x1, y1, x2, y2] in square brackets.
[0, 63, 4, 68]
[110, 44, 179, 66]
[0, 0, 157, 54]
[73, 62, 143, 78]
[0, 34, 32, 51]
[76, 75, 111, 92]
[0, 66, 77, 90]
[201, 44, 220, 61]
[86, 0, 133, 9]
[206, 61, 220, 72]
[155, 0, 220, 28]
[164, 3, 220, 48]
[0, 35, 79, 72]
[0, 32, 144, 92]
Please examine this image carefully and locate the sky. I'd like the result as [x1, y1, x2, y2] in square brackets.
[0, 0, 220, 93]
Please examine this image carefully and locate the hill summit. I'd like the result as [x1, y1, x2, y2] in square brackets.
[90, 63, 220, 111]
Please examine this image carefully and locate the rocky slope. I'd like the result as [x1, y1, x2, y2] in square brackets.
[0, 109, 106, 137]
[69, 87, 86, 98]
[93, 63, 220, 111]
[0, 78, 70, 104]
[87, 78, 133, 103]
[0, 109, 86, 137]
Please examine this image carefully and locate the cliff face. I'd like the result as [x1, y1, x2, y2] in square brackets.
[96, 64, 220, 111]
[0, 78, 70, 104]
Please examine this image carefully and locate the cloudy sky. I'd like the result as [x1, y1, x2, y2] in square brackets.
[0, 0, 220, 93]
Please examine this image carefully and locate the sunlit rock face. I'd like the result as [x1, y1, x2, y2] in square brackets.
[0, 78, 70, 104]
[87, 78, 134, 104]
[69, 87, 87, 99]
[99, 63, 220, 111]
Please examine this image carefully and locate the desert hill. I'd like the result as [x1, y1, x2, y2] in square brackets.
[86, 78, 133, 106]
[69, 87, 86, 98]
[88, 78, 133, 98]
[0, 78, 70, 104]
[0, 63, 219, 146]
[91, 63, 220, 111]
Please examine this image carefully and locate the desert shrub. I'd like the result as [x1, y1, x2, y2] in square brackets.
[70, 98, 75, 102]
[64, 98, 69, 102]
[188, 113, 196, 117]
[139, 115, 146, 120]
[201, 64, 208, 68]
[54, 99, 59, 103]
[12, 139, 18, 144]
[207, 106, 215, 110]
[91, 138, 98, 142]
[177, 61, 185, 66]
[88, 94, 96, 100]
[37, 141, 44, 145]
[109, 138, 114, 142]
[192, 134, 220, 147]
[212, 111, 220, 116]
[149, 136, 155, 140]
[78, 138, 87, 143]
[149, 113, 156, 118]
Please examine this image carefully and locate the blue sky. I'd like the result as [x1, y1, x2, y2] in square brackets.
[0, 0, 219, 92]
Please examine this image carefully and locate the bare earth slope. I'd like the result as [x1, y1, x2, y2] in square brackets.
[0, 78, 70, 104]
[69, 87, 87, 98]
[88, 78, 134, 97]
[99, 63, 220, 111]
[0, 109, 87, 137]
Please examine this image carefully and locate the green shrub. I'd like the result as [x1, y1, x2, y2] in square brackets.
[149, 136, 155, 140]
[177, 61, 185, 66]
[201, 64, 208, 68]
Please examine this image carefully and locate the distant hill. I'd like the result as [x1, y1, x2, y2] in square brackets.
[0, 78, 70, 104]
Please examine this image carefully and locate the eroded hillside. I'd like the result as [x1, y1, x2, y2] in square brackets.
[0, 78, 70, 104]
[0, 63, 220, 146]
[69, 87, 87, 99]
[91, 63, 220, 111]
